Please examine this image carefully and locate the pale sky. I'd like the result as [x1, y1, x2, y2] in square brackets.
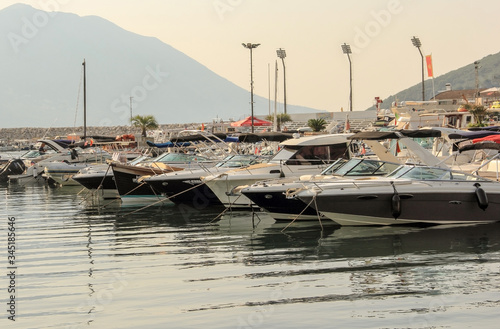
[2, 0, 500, 113]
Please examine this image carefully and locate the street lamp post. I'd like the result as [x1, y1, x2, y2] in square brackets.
[129, 96, 133, 125]
[474, 61, 481, 100]
[341, 43, 353, 112]
[276, 48, 287, 114]
[411, 36, 425, 101]
[242, 42, 260, 132]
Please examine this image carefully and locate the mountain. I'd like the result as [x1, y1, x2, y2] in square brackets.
[370, 52, 500, 111]
[0, 4, 318, 128]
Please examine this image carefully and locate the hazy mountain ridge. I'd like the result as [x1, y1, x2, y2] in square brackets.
[373, 52, 500, 110]
[0, 4, 317, 128]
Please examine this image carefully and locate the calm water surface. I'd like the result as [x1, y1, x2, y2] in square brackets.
[1, 180, 499, 329]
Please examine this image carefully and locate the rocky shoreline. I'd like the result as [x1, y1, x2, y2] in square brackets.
[0, 123, 201, 142]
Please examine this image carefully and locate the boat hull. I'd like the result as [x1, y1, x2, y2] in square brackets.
[43, 163, 91, 186]
[300, 181, 500, 226]
[0, 159, 26, 182]
[111, 163, 180, 205]
[146, 176, 221, 207]
[241, 187, 324, 221]
[72, 170, 118, 199]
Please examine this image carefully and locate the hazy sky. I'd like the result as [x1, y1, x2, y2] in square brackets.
[2, 0, 500, 113]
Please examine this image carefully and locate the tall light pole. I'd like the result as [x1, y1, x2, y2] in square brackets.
[276, 48, 287, 114]
[341, 43, 353, 112]
[129, 96, 133, 125]
[242, 42, 260, 132]
[411, 36, 425, 101]
[474, 60, 481, 100]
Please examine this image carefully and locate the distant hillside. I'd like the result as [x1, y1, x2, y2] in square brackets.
[0, 4, 319, 128]
[369, 51, 500, 111]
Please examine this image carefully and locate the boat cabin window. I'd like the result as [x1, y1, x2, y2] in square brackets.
[285, 144, 348, 165]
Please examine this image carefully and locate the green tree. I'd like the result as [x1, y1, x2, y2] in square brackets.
[466, 104, 488, 127]
[307, 118, 327, 132]
[130, 114, 159, 137]
[265, 113, 292, 131]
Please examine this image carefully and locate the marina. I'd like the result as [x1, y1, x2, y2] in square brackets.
[2, 124, 500, 328]
[1, 181, 500, 328]
[2, 2, 500, 327]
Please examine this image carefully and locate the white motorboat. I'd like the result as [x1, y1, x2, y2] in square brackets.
[202, 134, 353, 208]
[42, 148, 112, 185]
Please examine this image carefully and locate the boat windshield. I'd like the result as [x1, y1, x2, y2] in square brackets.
[388, 165, 488, 181]
[270, 147, 296, 162]
[21, 149, 58, 158]
[154, 152, 210, 163]
[327, 158, 401, 177]
[320, 159, 349, 175]
[129, 155, 150, 165]
[215, 155, 268, 168]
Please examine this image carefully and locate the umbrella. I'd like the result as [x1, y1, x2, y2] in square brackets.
[230, 116, 272, 127]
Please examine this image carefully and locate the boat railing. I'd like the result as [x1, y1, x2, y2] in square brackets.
[471, 153, 500, 180]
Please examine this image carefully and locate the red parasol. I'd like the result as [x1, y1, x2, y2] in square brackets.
[230, 116, 272, 127]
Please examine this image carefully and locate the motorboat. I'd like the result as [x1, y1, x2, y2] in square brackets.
[239, 129, 445, 221]
[144, 154, 268, 207]
[8, 139, 77, 184]
[202, 134, 353, 208]
[295, 164, 500, 226]
[42, 147, 112, 186]
[111, 151, 219, 205]
[72, 154, 150, 199]
[0, 158, 26, 183]
[9, 139, 111, 185]
[241, 158, 401, 221]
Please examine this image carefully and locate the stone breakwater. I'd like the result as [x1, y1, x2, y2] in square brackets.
[0, 124, 201, 142]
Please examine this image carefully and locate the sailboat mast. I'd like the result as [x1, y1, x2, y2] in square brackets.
[82, 59, 87, 140]
[273, 60, 278, 132]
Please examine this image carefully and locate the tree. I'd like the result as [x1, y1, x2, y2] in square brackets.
[307, 118, 327, 132]
[265, 113, 292, 131]
[130, 114, 159, 137]
[465, 104, 488, 127]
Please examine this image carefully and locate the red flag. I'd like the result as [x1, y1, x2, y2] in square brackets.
[425, 54, 433, 78]
[345, 115, 350, 133]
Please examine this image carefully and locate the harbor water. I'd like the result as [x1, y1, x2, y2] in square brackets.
[1, 153, 500, 328]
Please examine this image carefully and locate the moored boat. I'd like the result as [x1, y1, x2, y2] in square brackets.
[0, 158, 25, 183]
[239, 129, 445, 221]
[202, 134, 353, 208]
[144, 154, 268, 208]
[296, 164, 500, 226]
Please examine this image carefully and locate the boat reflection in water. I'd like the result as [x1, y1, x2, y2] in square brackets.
[246, 220, 500, 262]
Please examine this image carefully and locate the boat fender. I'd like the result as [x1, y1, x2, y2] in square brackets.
[391, 193, 401, 219]
[390, 182, 401, 219]
[474, 183, 488, 210]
